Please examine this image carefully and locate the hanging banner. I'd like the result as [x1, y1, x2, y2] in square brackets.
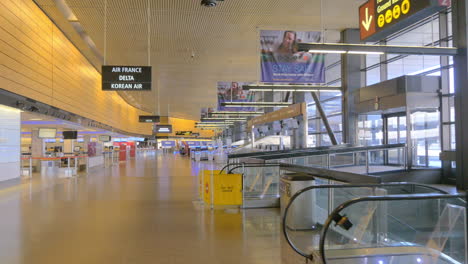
[201, 107, 215, 119]
[102, 66, 152, 91]
[217, 82, 254, 112]
[260, 30, 325, 84]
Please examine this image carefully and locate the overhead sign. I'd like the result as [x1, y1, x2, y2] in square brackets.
[161, 141, 176, 147]
[139, 115, 160, 123]
[102, 66, 152, 91]
[154, 125, 173, 134]
[247, 103, 306, 129]
[359, 0, 449, 41]
[359, 0, 376, 40]
[176, 131, 192, 136]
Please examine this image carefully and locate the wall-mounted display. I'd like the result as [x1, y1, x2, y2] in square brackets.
[38, 128, 57, 138]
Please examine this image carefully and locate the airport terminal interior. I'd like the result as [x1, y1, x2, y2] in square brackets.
[0, 0, 467, 263]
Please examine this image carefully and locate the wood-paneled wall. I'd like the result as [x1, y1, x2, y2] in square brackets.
[0, 0, 152, 135]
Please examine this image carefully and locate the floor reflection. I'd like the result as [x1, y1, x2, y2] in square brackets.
[0, 151, 282, 264]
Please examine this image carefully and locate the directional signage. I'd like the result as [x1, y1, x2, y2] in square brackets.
[161, 141, 176, 147]
[102, 66, 152, 91]
[359, 0, 448, 42]
[139, 115, 160, 123]
[154, 125, 173, 134]
[360, 0, 376, 40]
[175, 131, 192, 136]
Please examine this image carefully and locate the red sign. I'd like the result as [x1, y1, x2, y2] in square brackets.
[359, 0, 376, 40]
[438, 0, 451, 6]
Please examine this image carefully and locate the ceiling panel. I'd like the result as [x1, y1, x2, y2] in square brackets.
[34, 0, 363, 120]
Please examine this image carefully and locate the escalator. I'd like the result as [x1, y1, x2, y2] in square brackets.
[283, 184, 466, 264]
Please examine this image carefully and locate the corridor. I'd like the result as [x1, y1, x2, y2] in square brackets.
[0, 152, 281, 264]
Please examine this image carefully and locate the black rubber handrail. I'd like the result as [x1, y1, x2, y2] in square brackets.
[282, 183, 451, 260]
[246, 143, 406, 161]
[219, 162, 279, 174]
[319, 193, 466, 264]
[228, 144, 353, 159]
[227, 163, 281, 174]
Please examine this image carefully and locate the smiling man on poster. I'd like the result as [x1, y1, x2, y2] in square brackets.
[260, 30, 325, 84]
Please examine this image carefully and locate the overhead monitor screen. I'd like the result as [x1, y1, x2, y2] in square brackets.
[154, 125, 173, 134]
[63, 131, 78, 140]
[139, 115, 160, 123]
[38, 128, 57, 139]
[99, 135, 112, 142]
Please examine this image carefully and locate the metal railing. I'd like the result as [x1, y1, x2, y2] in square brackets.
[282, 183, 451, 260]
[320, 193, 466, 264]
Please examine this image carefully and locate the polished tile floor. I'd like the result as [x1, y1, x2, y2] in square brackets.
[0, 152, 282, 264]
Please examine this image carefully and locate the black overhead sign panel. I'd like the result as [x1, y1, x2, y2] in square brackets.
[139, 115, 160, 123]
[102, 66, 152, 91]
[359, 0, 450, 41]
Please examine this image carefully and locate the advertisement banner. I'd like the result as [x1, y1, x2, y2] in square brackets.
[260, 30, 325, 84]
[201, 107, 215, 119]
[217, 82, 254, 112]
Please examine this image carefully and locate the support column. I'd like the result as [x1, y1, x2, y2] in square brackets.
[453, 0, 468, 190]
[293, 92, 308, 149]
[83, 135, 91, 152]
[0, 106, 21, 183]
[31, 129, 45, 158]
[341, 29, 363, 145]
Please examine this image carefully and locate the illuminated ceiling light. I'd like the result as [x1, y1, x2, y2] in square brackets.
[298, 43, 457, 56]
[201, 117, 247, 121]
[221, 102, 292, 108]
[243, 84, 341, 93]
[196, 122, 234, 125]
[308, 50, 346, 54]
[209, 111, 264, 116]
[347, 51, 384, 55]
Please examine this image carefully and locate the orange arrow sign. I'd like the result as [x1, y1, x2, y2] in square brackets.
[362, 7, 373, 31]
[359, 0, 376, 40]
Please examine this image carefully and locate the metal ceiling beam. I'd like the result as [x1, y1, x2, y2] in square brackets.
[297, 43, 458, 56]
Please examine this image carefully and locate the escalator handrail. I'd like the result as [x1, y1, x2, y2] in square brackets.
[319, 193, 466, 264]
[244, 143, 406, 161]
[228, 144, 354, 159]
[282, 182, 451, 260]
[219, 162, 279, 174]
[227, 163, 281, 174]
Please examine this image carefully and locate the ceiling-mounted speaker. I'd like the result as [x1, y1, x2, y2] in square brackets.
[201, 0, 223, 7]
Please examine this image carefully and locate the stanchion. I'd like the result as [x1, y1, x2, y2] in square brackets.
[74, 157, 78, 176]
[29, 156, 32, 178]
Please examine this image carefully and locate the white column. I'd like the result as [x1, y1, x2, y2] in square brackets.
[0, 105, 21, 182]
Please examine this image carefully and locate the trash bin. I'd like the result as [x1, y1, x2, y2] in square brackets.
[280, 173, 316, 230]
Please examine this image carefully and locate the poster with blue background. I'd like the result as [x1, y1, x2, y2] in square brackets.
[260, 30, 325, 84]
[217, 82, 254, 112]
